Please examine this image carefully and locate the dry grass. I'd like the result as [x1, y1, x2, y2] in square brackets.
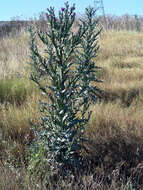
[98, 31, 143, 59]
[0, 31, 30, 78]
[0, 29, 143, 189]
[0, 162, 135, 190]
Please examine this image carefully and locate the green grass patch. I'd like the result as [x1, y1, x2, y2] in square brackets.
[0, 78, 37, 105]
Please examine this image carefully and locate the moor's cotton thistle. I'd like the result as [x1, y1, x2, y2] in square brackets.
[27, 1, 102, 179]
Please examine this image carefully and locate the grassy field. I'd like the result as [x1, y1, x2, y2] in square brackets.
[0, 29, 143, 189]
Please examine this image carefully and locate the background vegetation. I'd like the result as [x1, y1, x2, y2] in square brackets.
[0, 10, 143, 189]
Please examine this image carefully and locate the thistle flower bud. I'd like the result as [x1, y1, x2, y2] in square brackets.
[46, 13, 49, 19]
[71, 5, 75, 11]
[71, 12, 76, 17]
[61, 7, 65, 12]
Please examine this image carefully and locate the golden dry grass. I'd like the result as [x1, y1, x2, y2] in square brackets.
[0, 29, 143, 188]
[0, 31, 30, 78]
[0, 29, 143, 151]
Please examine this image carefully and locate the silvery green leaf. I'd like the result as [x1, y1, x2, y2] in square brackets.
[62, 113, 68, 122]
[59, 110, 64, 115]
[61, 89, 66, 93]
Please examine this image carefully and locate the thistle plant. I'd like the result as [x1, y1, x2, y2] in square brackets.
[28, 2, 101, 178]
[76, 6, 102, 104]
